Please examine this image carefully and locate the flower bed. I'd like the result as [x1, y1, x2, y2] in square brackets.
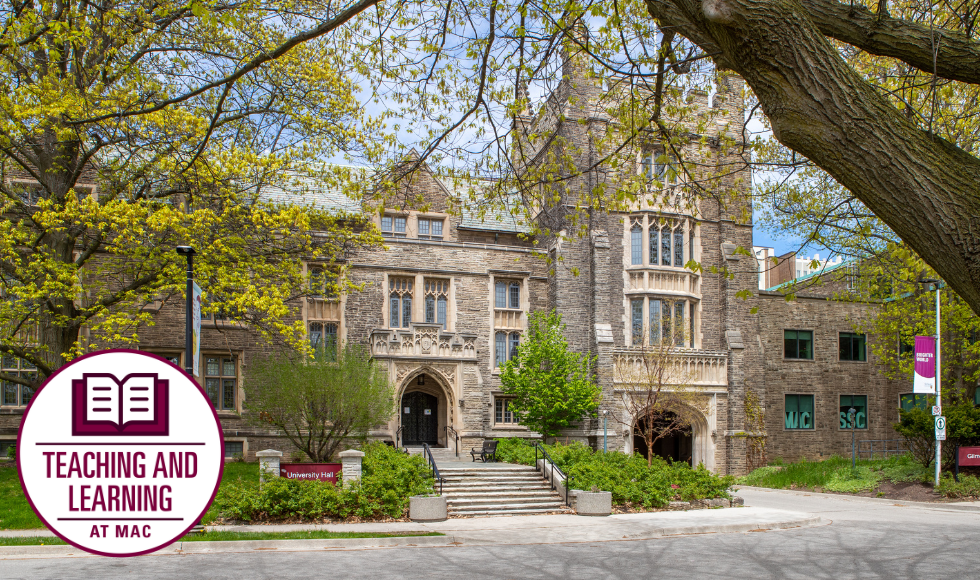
[494, 439, 734, 508]
[205, 443, 434, 523]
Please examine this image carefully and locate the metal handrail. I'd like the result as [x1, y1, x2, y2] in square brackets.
[534, 442, 573, 508]
[857, 439, 908, 459]
[422, 442, 445, 495]
[446, 425, 460, 458]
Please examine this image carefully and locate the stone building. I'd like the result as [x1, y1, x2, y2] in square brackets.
[0, 58, 914, 475]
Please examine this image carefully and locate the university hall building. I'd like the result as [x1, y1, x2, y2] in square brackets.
[0, 61, 916, 476]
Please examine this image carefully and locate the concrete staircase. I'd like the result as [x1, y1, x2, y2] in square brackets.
[405, 445, 459, 463]
[439, 464, 570, 517]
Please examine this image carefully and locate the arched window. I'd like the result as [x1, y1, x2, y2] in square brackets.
[309, 322, 323, 351]
[323, 323, 338, 361]
[631, 224, 642, 265]
[495, 332, 507, 367]
[389, 278, 413, 328]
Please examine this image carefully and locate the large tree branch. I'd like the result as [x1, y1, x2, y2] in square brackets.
[70, 0, 381, 125]
[646, 0, 980, 314]
[800, 0, 980, 85]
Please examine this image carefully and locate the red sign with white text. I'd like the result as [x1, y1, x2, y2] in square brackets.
[958, 447, 980, 467]
[279, 463, 341, 483]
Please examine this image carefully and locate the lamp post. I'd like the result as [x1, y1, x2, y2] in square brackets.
[848, 407, 857, 469]
[920, 278, 942, 486]
[602, 410, 608, 452]
[175, 246, 203, 533]
[175, 246, 196, 377]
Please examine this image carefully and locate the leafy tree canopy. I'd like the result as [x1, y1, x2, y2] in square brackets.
[500, 311, 601, 439]
[243, 343, 395, 462]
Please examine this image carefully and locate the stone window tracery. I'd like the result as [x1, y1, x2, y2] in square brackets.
[424, 279, 449, 329]
[389, 278, 413, 328]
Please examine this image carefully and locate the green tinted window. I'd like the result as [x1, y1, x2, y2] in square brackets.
[785, 394, 814, 429]
[839, 395, 868, 429]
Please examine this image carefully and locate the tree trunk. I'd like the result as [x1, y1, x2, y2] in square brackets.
[645, 0, 980, 314]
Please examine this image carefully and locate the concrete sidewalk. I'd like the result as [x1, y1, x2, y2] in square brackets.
[0, 506, 820, 558]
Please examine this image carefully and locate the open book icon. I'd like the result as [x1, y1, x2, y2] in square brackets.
[72, 373, 169, 436]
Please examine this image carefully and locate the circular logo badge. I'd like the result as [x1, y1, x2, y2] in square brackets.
[17, 350, 224, 557]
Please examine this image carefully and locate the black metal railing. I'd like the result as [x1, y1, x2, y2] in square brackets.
[534, 442, 573, 508]
[858, 439, 907, 459]
[422, 442, 446, 495]
[446, 425, 460, 458]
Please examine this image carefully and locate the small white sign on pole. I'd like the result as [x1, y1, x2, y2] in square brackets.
[936, 416, 947, 441]
[932, 406, 942, 416]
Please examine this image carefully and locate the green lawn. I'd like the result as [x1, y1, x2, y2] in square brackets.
[738, 454, 931, 493]
[0, 461, 260, 531]
[0, 530, 443, 547]
[0, 464, 43, 530]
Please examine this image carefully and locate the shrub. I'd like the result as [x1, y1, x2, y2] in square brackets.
[895, 403, 980, 469]
[205, 443, 434, 523]
[493, 439, 733, 508]
[936, 473, 980, 499]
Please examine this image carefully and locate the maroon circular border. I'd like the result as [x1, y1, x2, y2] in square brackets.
[16, 348, 226, 557]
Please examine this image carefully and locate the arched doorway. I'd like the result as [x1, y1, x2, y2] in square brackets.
[400, 372, 446, 446]
[632, 412, 694, 466]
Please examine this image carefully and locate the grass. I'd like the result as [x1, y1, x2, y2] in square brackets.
[738, 454, 932, 494]
[0, 464, 43, 530]
[0, 530, 443, 547]
[0, 460, 260, 531]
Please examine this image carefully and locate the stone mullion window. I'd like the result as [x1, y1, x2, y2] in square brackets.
[424, 279, 449, 329]
[492, 276, 526, 369]
[631, 296, 697, 348]
[389, 278, 414, 328]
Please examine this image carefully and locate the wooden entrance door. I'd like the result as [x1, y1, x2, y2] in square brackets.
[402, 391, 438, 445]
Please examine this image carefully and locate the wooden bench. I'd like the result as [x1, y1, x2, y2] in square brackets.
[470, 440, 498, 463]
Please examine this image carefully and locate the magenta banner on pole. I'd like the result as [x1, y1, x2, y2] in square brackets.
[913, 335, 937, 394]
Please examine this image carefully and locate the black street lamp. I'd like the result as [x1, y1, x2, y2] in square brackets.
[175, 246, 203, 534]
[175, 246, 196, 377]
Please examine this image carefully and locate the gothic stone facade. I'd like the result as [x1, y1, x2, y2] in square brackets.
[0, 71, 911, 476]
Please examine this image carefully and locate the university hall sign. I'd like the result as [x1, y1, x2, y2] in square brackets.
[17, 350, 223, 557]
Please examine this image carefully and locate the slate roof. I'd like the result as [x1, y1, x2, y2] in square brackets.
[256, 168, 365, 213]
[257, 167, 532, 234]
[441, 178, 531, 234]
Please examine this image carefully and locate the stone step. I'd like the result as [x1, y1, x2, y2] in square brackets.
[439, 468, 538, 474]
[447, 497, 559, 507]
[443, 479, 544, 485]
[450, 503, 567, 514]
[450, 501, 566, 511]
[444, 490, 557, 498]
[451, 508, 571, 517]
[442, 483, 552, 491]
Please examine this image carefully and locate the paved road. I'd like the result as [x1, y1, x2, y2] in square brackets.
[4, 489, 979, 579]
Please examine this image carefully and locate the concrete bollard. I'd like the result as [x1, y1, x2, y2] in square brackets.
[256, 449, 283, 483]
[410, 495, 448, 522]
[339, 449, 365, 484]
[575, 491, 612, 516]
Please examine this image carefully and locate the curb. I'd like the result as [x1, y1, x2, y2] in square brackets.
[0, 535, 455, 559]
[0, 513, 823, 558]
[736, 485, 980, 512]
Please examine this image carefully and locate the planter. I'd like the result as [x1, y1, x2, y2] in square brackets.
[575, 491, 612, 516]
[410, 495, 447, 522]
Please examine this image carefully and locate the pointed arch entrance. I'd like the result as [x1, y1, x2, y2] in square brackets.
[398, 370, 453, 448]
[633, 412, 694, 466]
[401, 391, 438, 445]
